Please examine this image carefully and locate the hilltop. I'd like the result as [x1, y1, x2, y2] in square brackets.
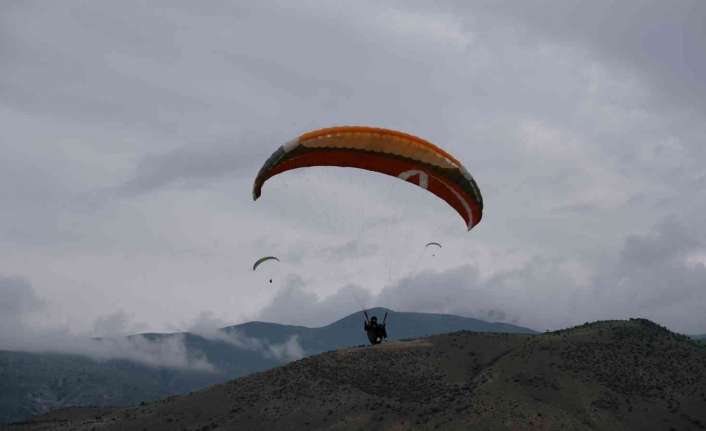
[7, 318, 705, 430]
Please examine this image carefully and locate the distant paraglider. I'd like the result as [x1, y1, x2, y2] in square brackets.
[252, 256, 279, 271]
[252, 126, 483, 231]
[253, 256, 280, 284]
[425, 242, 442, 257]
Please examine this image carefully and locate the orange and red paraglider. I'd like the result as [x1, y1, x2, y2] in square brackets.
[253, 126, 483, 230]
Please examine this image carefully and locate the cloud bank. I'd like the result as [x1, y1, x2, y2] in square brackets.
[258, 218, 706, 333]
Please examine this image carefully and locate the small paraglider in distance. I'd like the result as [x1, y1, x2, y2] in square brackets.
[363, 310, 388, 345]
[425, 242, 442, 257]
[252, 256, 279, 271]
[253, 256, 279, 284]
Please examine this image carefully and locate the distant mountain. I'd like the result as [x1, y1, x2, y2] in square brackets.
[8, 318, 706, 431]
[0, 309, 534, 424]
[228, 307, 534, 353]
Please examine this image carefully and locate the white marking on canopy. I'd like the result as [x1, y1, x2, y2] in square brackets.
[398, 170, 429, 189]
[442, 182, 474, 230]
[283, 139, 299, 152]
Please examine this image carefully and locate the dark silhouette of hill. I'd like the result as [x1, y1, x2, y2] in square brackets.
[0, 308, 533, 424]
[6, 318, 705, 430]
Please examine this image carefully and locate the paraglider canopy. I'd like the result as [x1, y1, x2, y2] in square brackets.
[253, 256, 280, 285]
[252, 126, 483, 230]
[253, 256, 279, 271]
[425, 242, 442, 257]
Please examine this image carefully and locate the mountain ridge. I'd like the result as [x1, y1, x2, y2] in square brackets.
[7, 318, 705, 430]
[0, 308, 534, 424]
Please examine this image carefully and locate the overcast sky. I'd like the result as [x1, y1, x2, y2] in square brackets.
[2, 0, 705, 346]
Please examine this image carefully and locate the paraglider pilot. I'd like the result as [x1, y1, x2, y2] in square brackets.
[364, 311, 388, 345]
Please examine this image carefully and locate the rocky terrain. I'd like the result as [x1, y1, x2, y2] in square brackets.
[5, 318, 706, 430]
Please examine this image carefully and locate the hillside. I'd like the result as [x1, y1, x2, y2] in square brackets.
[0, 309, 533, 424]
[6, 318, 705, 430]
[692, 334, 706, 346]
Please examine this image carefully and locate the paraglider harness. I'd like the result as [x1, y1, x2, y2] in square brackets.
[363, 311, 388, 345]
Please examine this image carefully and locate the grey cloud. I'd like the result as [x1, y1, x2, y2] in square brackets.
[0, 278, 299, 368]
[442, 0, 706, 115]
[186, 310, 231, 335]
[376, 259, 580, 330]
[0, 275, 214, 371]
[187, 310, 304, 362]
[377, 265, 482, 316]
[265, 335, 305, 362]
[92, 310, 147, 337]
[591, 219, 706, 329]
[620, 219, 700, 266]
[0, 275, 46, 343]
[118, 138, 269, 195]
[384, 219, 706, 333]
[84, 334, 215, 372]
[258, 276, 373, 327]
[550, 203, 600, 215]
[323, 240, 379, 262]
[257, 263, 552, 329]
[3, 328, 216, 372]
[0, 275, 44, 319]
[258, 218, 706, 333]
[0, 2, 209, 131]
[221, 52, 356, 103]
